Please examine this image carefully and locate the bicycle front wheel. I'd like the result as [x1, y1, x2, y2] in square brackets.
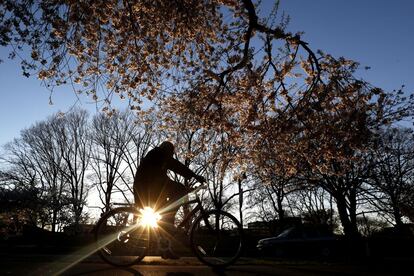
[95, 207, 148, 267]
[190, 210, 243, 268]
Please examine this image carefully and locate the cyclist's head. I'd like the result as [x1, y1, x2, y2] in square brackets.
[159, 141, 174, 156]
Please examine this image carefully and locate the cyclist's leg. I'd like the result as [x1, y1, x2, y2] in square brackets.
[160, 180, 188, 227]
[133, 180, 150, 209]
[157, 181, 189, 259]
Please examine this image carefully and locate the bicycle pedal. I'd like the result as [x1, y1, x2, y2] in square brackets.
[157, 238, 172, 252]
[197, 246, 207, 256]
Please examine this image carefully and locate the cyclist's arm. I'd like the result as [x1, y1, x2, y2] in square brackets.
[166, 157, 197, 179]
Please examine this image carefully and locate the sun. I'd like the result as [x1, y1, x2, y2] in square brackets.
[139, 207, 162, 228]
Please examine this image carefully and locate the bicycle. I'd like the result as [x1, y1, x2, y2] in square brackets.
[94, 184, 243, 268]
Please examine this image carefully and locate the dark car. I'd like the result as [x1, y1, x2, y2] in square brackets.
[256, 226, 341, 257]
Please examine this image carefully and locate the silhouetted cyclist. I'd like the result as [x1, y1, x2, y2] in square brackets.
[133, 141, 205, 259]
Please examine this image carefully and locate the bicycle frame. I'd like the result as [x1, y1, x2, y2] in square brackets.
[176, 194, 217, 235]
[177, 197, 203, 231]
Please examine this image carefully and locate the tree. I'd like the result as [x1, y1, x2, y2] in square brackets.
[90, 110, 158, 211]
[1, 108, 162, 230]
[0, 171, 47, 235]
[367, 127, 414, 228]
[90, 110, 135, 213]
[282, 55, 414, 238]
[1, 1, 319, 112]
[249, 172, 297, 224]
[249, 122, 301, 223]
[356, 215, 389, 237]
[236, 172, 248, 227]
[0, 116, 75, 232]
[290, 186, 338, 231]
[53, 109, 92, 226]
[171, 128, 247, 216]
[118, 114, 159, 201]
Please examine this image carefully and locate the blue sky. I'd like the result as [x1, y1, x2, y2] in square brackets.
[1, 0, 413, 146]
[279, 0, 414, 91]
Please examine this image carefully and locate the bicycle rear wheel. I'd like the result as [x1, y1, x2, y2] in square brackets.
[95, 207, 148, 267]
[190, 210, 243, 268]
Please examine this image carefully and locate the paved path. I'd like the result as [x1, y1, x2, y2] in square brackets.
[1, 255, 412, 276]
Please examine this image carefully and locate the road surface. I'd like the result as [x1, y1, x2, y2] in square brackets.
[0, 255, 412, 275]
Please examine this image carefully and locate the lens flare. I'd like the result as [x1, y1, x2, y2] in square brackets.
[139, 207, 161, 228]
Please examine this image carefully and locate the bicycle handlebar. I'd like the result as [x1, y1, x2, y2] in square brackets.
[112, 202, 133, 206]
[192, 183, 208, 193]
